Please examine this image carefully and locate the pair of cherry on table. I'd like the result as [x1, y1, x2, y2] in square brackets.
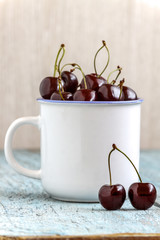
[98, 144, 156, 210]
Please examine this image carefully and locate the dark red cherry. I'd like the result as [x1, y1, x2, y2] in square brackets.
[98, 84, 125, 101]
[61, 71, 78, 94]
[50, 91, 73, 101]
[39, 77, 65, 99]
[98, 184, 126, 210]
[80, 73, 107, 91]
[123, 86, 137, 100]
[119, 79, 137, 100]
[73, 89, 97, 101]
[128, 182, 157, 210]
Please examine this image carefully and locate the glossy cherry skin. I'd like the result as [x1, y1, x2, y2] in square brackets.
[128, 183, 157, 210]
[73, 89, 97, 101]
[98, 184, 126, 210]
[39, 77, 65, 99]
[61, 71, 78, 94]
[80, 73, 107, 91]
[50, 91, 73, 101]
[123, 86, 137, 100]
[98, 84, 125, 101]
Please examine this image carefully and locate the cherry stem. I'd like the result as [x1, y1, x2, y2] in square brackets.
[113, 144, 142, 183]
[57, 47, 65, 75]
[60, 63, 87, 89]
[108, 147, 116, 186]
[53, 44, 65, 77]
[58, 78, 65, 100]
[94, 40, 110, 77]
[107, 66, 122, 84]
[60, 80, 64, 92]
[119, 79, 124, 100]
[117, 78, 125, 87]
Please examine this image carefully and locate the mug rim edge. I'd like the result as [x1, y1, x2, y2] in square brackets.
[37, 98, 143, 105]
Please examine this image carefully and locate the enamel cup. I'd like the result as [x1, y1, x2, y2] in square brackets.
[4, 99, 143, 202]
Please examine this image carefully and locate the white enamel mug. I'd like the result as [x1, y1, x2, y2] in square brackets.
[4, 99, 143, 202]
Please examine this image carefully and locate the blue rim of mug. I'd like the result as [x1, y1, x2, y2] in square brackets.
[37, 98, 143, 105]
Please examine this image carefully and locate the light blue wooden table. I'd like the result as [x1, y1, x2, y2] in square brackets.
[0, 150, 160, 240]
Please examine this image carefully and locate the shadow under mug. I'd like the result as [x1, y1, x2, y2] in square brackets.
[4, 98, 143, 202]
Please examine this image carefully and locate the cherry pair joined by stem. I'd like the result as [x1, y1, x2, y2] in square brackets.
[40, 44, 78, 100]
[79, 42, 128, 102]
[39, 44, 66, 99]
[98, 144, 157, 210]
[80, 40, 109, 91]
[78, 40, 136, 101]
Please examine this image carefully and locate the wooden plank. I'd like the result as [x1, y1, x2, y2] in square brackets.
[0, 150, 160, 237]
[1, 234, 160, 240]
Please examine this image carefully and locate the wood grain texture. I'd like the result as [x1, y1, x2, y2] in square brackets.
[0, 0, 160, 149]
[1, 233, 160, 240]
[0, 150, 160, 236]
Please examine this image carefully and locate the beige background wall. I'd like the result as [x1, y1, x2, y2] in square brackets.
[0, 0, 160, 149]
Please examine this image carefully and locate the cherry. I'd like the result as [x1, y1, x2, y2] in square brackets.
[99, 184, 126, 210]
[118, 79, 137, 101]
[98, 145, 126, 210]
[80, 74, 107, 91]
[113, 144, 157, 210]
[61, 71, 78, 93]
[50, 91, 73, 101]
[129, 183, 156, 210]
[39, 77, 65, 99]
[98, 84, 125, 101]
[123, 86, 137, 100]
[73, 89, 97, 101]
[80, 40, 110, 91]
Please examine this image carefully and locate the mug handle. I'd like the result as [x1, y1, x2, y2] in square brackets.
[4, 116, 41, 179]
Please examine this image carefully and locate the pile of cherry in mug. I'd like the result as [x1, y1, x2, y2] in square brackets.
[39, 41, 138, 101]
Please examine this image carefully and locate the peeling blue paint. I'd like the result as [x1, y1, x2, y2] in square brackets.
[0, 150, 160, 236]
